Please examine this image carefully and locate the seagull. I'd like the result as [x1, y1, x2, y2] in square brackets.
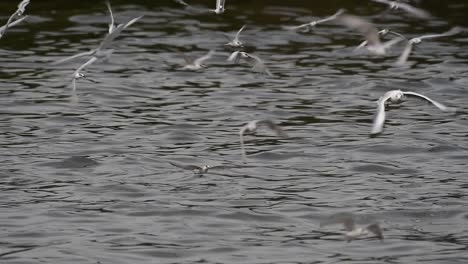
[320, 214, 384, 241]
[180, 50, 215, 70]
[338, 14, 404, 55]
[240, 120, 288, 163]
[0, 0, 29, 40]
[282, 8, 344, 32]
[371, 0, 431, 19]
[395, 27, 462, 65]
[354, 28, 405, 52]
[371, 90, 454, 135]
[228, 51, 273, 76]
[224, 25, 246, 47]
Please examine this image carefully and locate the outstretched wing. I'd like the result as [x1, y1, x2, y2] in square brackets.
[371, 96, 390, 135]
[52, 50, 95, 65]
[234, 25, 246, 41]
[316, 8, 345, 24]
[194, 50, 215, 65]
[395, 41, 414, 66]
[169, 161, 200, 171]
[402, 91, 451, 111]
[366, 223, 384, 240]
[257, 120, 288, 137]
[338, 15, 381, 47]
[419, 26, 462, 40]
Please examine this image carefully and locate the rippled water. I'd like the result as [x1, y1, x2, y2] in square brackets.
[1, 0, 468, 263]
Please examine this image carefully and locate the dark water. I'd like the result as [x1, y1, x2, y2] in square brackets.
[1, 0, 468, 263]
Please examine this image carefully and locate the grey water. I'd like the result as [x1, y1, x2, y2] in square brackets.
[1, 0, 468, 263]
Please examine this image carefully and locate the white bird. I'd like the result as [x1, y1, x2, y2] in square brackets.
[228, 51, 273, 76]
[211, 0, 226, 14]
[283, 8, 344, 31]
[338, 14, 403, 55]
[240, 120, 288, 163]
[371, 90, 454, 135]
[224, 25, 246, 47]
[371, 0, 431, 19]
[320, 214, 384, 241]
[180, 50, 215, 70]
[395, 27, 462, 65]
[0, 0, 29, 39]
[354, 28, 405, 52]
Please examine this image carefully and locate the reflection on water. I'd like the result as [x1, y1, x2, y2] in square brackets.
[1, 0, 468, 263]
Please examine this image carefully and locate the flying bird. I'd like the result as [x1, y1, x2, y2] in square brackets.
[282, 9, 344, 32]
[240, 120, 288, 163]
[228, 51, 273, 76]
[0, 0, 29, 39]
[338, 14, 403, 55]
[371, 90, 454, 135]
[395, 27, 462, 65]
[224, 25, 246, 47]
[371, 0, 431, 19]
[180, 50, 215, 70]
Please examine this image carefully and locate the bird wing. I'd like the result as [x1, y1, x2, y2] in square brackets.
[338, 15, 381, 47]
[419, 27, 462, 40]
[73, 56, 98, 76]
[98, 15, 143, 50]
[402, 91, 450, 111]
[52, 50, 95, 65]
[382, 36, 403, 49]
[366, 223, 384, 240]
[0, 15, 27, 37]
[227, 51, 240, 62]
[395, 41, 414, 66]
[17, 0, 30, 15]
[282, 23, 310, 31]
[341, 218, 356, 231]
[194, 50, 214, 65]
[239, 128, 247, 163]
[316, 8, 345, 24]
[354, 40, 369, 52]
[106, 1, 115, 34]
[396, 2, 431, 19]
[169, 161, 200, 171]
[258, 120, 288, 137]
[371, 95, 390, 135]
[234, 25, 246, 41]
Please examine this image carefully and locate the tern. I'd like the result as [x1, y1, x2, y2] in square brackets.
[228, 51, 273, 76]
[0, 0, 29, 40]
[395, 27, 462, 65]
[320, 214, 384, 241]
[354, 28, 405, 52]
[240, 120, 288, 163]
[283, 9, 344, 32]
[371, 90, 454, 135]
[180, 50, 215, 70]
[338, 14, 403, 55]
[224, 25, 246, 47]
[371, 0, 431, 19]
